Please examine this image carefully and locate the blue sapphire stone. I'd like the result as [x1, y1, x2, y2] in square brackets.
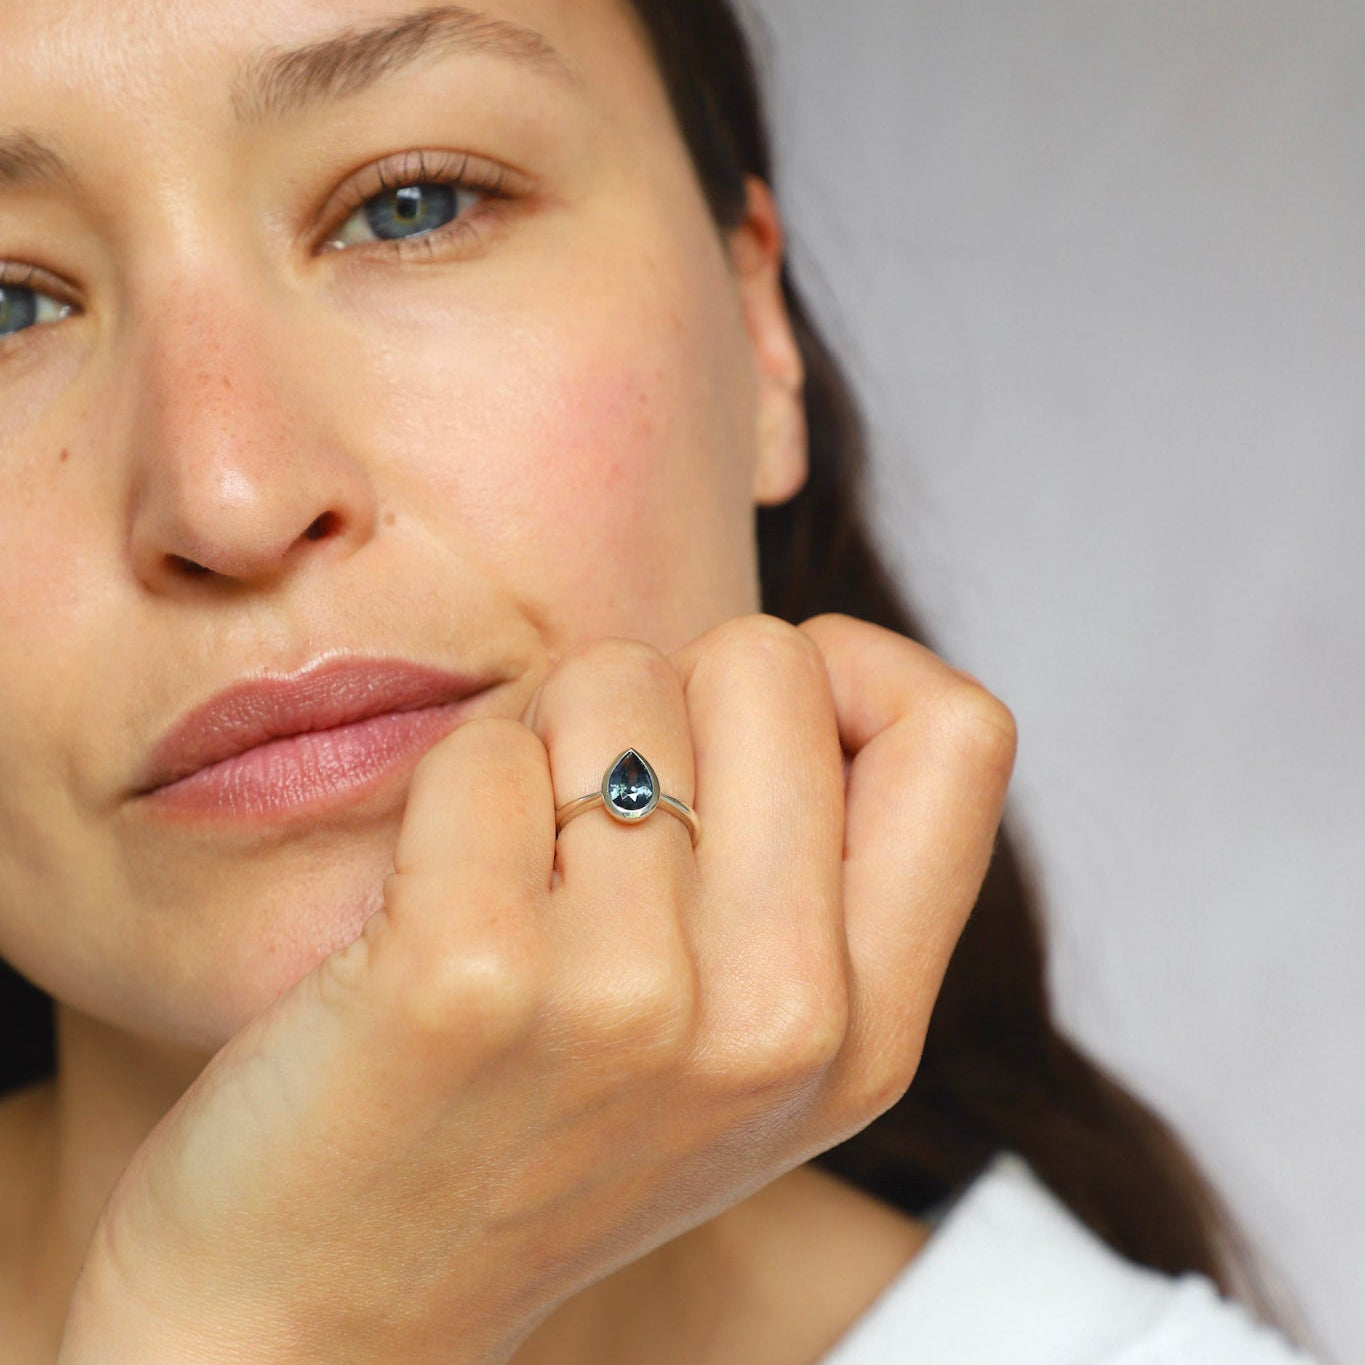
[606, 749, 656, 815]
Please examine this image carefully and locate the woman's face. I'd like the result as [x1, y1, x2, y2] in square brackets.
[0, 0, 805, 1055]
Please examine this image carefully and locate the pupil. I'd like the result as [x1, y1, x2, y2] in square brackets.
[365, 183, 458, 242]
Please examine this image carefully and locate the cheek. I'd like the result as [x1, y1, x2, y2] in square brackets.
[0, 446, 112, 853]
[346, 286, 752, 646]
[508, 361, 687, 604]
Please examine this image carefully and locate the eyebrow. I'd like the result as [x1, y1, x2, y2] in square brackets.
[0, 6, 574, 191]
[0, 129, 74, 191]
[231, 5, 578, 124]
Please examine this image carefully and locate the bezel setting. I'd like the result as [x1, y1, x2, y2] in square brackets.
[601, 748, 661, 823]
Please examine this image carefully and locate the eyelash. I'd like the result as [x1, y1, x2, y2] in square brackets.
[319, 148, 517, 262]
[0, 148, 517, 339]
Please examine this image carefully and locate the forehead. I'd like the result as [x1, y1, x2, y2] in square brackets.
[0, 0, 683, 214]
[3, 0, 650, 127]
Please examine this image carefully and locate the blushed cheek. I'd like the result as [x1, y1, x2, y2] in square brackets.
[480, 354, 735, 646]
[357, 302, 744, 649]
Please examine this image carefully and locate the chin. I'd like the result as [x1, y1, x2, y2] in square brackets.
[232, 878, 386, 1025]
[137, 858, 391, 1057]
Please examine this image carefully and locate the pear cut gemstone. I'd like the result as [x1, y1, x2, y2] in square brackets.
[606, 749, 656, 816]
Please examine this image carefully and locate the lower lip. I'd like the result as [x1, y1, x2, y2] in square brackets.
[138, 702, 477, 823]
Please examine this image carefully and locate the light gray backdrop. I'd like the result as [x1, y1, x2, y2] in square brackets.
[746, 3, 1362, 1361]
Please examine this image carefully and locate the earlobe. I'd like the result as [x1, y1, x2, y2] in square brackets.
[729, 177, 810, 509]
[752, 389, 809, 507]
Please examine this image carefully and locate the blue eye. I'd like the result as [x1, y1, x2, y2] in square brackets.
[0, 281, 72, 339]
[322, 150, 515, 258]
[370, 183, 460, 241]
[319, 148, 515, 256]
[332, 182, 467, 247]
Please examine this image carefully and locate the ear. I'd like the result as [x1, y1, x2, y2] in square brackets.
[727, 176, 809, 508]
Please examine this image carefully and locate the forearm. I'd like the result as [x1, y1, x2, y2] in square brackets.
[58, 1249, 514, 1365]
[58, 1239, 311, 1365]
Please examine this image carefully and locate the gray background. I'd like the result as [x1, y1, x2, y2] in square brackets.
[746, 2, 1362, 1361]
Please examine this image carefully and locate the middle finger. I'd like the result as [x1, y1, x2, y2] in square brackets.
[670, 616, 848, 1068]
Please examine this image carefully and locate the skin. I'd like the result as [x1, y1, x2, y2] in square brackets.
[0, 0, 1016, 1359]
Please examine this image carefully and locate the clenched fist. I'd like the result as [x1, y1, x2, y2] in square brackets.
[59, 613, 1017, 1365]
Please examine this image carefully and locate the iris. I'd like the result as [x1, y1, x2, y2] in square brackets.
[363, 183, 460, 242]
[0, 286, 38, 338]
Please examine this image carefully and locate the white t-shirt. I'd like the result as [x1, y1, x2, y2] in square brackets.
[819, 1151, 1319, 1364]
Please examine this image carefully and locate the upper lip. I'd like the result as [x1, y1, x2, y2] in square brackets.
[134, 657, 497, 795]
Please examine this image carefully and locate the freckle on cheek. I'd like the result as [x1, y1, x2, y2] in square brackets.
[59, 448, 70, 463]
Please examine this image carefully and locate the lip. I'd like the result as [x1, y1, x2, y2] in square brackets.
[133, 657, 500, 822]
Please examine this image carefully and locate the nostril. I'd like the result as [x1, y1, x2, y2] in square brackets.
[303, 512, 337, 542]
[169, 554, 212, 578]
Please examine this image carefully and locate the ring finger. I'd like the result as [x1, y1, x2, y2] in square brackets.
[523, 638, 700, 1043]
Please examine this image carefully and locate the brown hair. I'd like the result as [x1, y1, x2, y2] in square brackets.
[0, 0, 1324, 1355]
[622, 0, 1324, 1353]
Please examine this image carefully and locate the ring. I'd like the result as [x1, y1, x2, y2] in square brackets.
[554, 748, 700, 848]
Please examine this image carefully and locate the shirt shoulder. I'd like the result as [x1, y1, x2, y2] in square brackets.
[818, 1151, 1319, 1365]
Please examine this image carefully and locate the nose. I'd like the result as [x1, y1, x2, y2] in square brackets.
[125, 277, 377, 591]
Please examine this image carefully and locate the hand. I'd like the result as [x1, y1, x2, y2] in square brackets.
[59, 613, 1017, 1364]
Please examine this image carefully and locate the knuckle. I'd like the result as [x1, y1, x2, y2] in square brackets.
[942, 680, 1019, 779]
[555, 637, 680, 695]
[793, 612, 859, 660]
[711, 972, 849, 1097]
[767, 979, 850, 1077]
[703, 613, 826, 683]
[843, 1032, 925, 1127]
[551, 953, 697, 1067]
[380, 880, 543, 1049]
[403, 943, 542, 1052]
[799, 611, 852, 632]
